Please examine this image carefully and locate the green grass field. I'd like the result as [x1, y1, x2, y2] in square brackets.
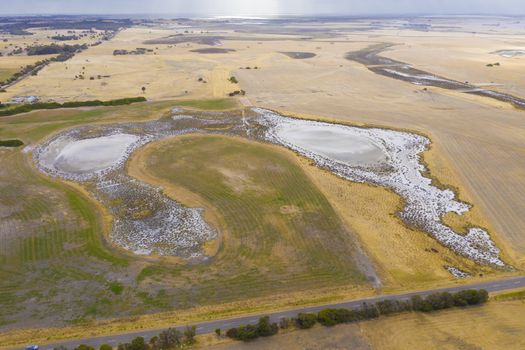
[131, 135, 367, 304]
[174, 98, 238, 110]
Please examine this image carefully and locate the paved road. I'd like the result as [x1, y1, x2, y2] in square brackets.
[23, 276, 525, 350]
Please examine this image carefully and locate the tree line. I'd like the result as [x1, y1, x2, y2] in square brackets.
[226, 289, 489, 342]
[0, 97, 147, 117]
[65, 326, 196, 350]
[51, 289, 489, 349]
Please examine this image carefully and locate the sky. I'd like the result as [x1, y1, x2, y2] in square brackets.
[1, 0, 525, 16]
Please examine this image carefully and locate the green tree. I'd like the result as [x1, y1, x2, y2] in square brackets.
[296, 313, 317, 329]
[75, 345, 95, 350]
[256, 316, 278, 337]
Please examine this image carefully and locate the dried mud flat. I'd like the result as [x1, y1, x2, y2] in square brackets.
[190, 48, 236, 54]
[491, 49, 525, 58]
[144, 35, 224, 46]
[279, 51, 317, 59]
[33, 108, 505, 269]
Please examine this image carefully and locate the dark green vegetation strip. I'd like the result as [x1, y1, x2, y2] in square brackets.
[0, 139, 23, 147]
[75, 326, 197, 350]
[0, 97, 147, 117]
[226, 289, 489, 342]
[493, 289, 525, 301]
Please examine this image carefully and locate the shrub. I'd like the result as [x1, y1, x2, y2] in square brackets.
[99, 345, 112, 350]
[0, 139, 24, 147]
[108, 281, 124, 295]
[279, 317, 292, 329]
[75, 345, 95, 350]
[130, 336, 147, 350]
[317, 308, 339, 326]
[296, 313, 317, 329]
[184, 325, 196, 345]
[256, 316, 278, 337]
[426, 292, 455, 310]
[454, 289, 488, 306]
[376, 299, 402, 315]
[154, 327, 183, 348]
[236, 324, 259, 341]
[215, 328, 221, 336]
[411, 295, 433, 312]
[226, 327, 239, 339]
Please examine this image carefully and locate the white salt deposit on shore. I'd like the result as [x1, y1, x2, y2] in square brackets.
[255, 108, 504, 267]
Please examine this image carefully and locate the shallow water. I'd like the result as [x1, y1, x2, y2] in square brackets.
[43, 133, 139, 174]
[276, 124, 387, 167]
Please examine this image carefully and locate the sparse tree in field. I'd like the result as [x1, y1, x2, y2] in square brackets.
[99, 345, 112, 350]
[141, 86, 146, 94]
[215, 328, 221, 336]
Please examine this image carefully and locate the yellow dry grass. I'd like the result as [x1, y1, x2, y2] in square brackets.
[360, 300, 525, 350]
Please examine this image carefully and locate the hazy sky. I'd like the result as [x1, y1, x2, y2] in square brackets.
[2, 0, 525, 16]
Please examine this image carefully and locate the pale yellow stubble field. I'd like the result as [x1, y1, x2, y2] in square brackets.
[3, 27, 251, 101]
